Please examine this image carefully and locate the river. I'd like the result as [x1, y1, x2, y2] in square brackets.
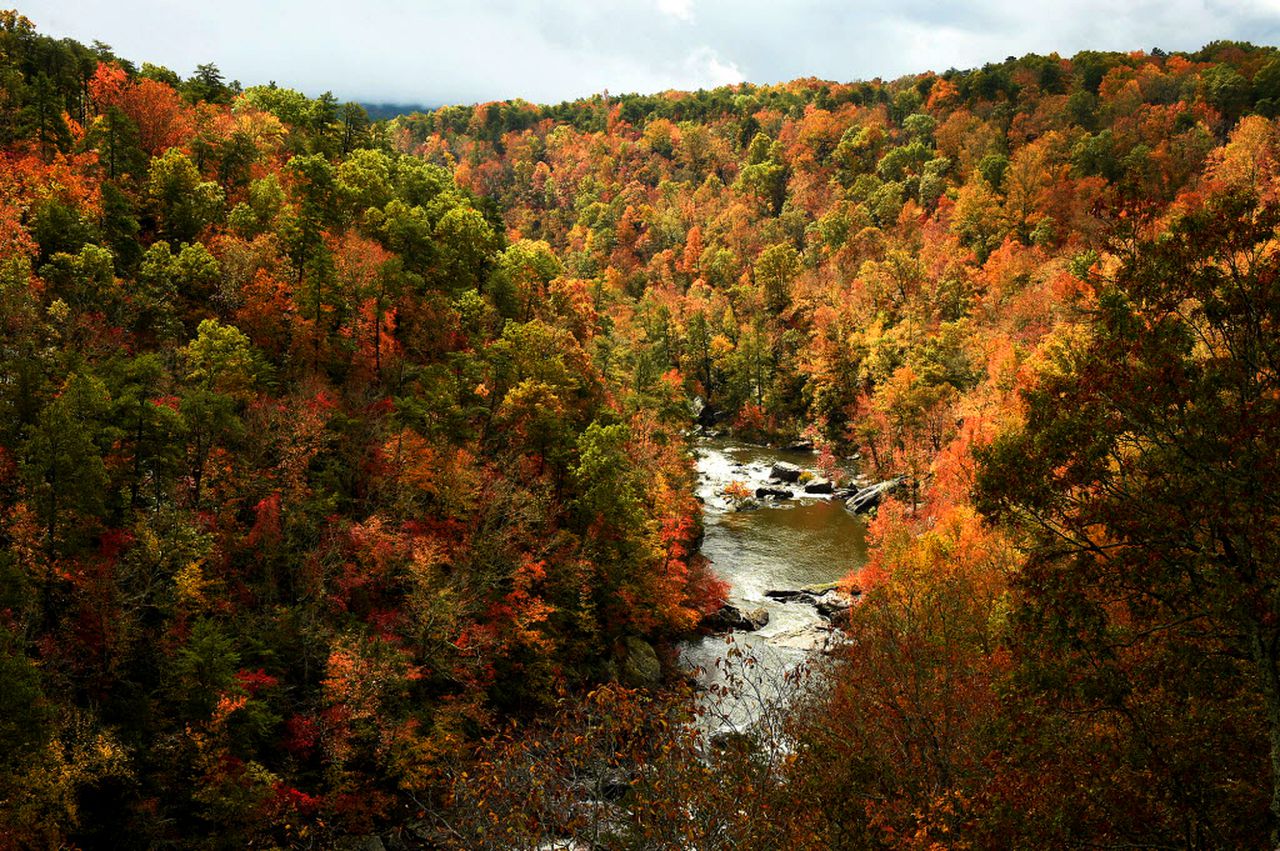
[680, 438, 870, 730]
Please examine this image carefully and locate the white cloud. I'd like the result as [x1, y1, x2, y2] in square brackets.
[18, 0, 1280, 105]
[657, 0, 695, 22]
[686, 45, 745, 87]
[1225, 0, 1280, 15]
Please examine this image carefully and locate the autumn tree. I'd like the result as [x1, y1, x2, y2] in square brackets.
[754, 242, 800, 314]
[976, 191, 1280, 845]
[20, 372, 112, 556]
[786, 501, 1016, 848]
[147, 148, 224, 243]
[178, 318, 256, 507]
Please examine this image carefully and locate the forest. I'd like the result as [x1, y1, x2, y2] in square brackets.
[1, 7, 1279, 848]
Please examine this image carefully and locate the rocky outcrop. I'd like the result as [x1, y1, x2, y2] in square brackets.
[618, 636, 661, 687]
[803, 477, 834, 494]
[701, 603, 770, 633]
[692, 395, 727, 428]
[845, 478, 904, 514]
[781, 438, 815, 452]
[813, 589, 855, 619]
[755, 486, 792, 499]
[769, 461, 802, 482]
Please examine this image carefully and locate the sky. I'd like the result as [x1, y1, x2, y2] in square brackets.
[24, 0, 1280, 106]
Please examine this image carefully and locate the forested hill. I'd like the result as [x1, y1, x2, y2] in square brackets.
[3, 6, 1280, 847]
[386, 38, 1280, 447]
[0, 10, 721, 845]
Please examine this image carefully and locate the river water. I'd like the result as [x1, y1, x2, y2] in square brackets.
[681, 439, 869, 730]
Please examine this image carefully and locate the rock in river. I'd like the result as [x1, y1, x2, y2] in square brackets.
[755, 486, 792, 499]
[803, 477, 834, 494]
[769, 461, 802, 482]
[764, 585, 857, 622]
[813, 589, 855, 620]
[701, 603, 771, 633]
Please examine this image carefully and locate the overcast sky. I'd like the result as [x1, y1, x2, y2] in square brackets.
[24, 0, 1280, 106]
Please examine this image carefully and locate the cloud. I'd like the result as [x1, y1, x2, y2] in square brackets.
[686, 46, 745, 87]
[657, 0, 695, 23]
[18, 0, 1280, 105]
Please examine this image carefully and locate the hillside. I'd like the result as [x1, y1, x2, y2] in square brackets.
[2, 8, 1280, 847]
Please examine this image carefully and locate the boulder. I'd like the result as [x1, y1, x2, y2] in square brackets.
[618, 636, 661, 687]
[741, 606, 770, 630]
[846, 478, 903, 514]
[782, 438, 815, 452]
[803, 477, 834, 494]
[701, 604, 770, 633]
[755, 486, 792, 499]
[769, 461, 802, 482]
[734, 498, 761, 512]
[701, 604, 742, 632]
[814, 589, 856, 620]
[764, 589, 812, 603]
